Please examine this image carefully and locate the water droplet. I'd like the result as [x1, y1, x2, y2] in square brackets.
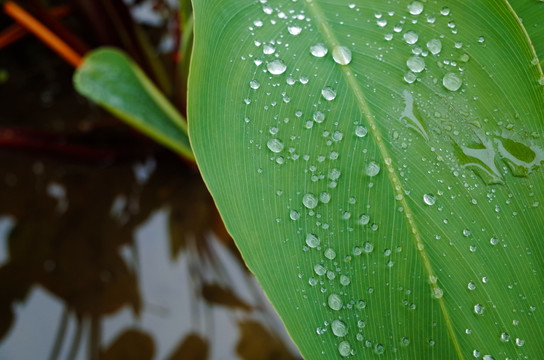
[404, 71, 417, 84]
[515, 338, 525, 347]
[426, 39, 442, 55]
[267, 138, 284, 153]
[406, 56, 425, 73]
[473, 350, 481, 358]
[288, 24, 302, 35]
[332, 320, 348, 337]
[308, 277, 318, 286]
[263, 44, 276, 54]
[365, 161, 381, 176]
[440, 7, 450, 16]
[374, 344, 385, 355]
[338, 341, 351, 357]
[408, 1, 424, 15]
[340, 275, 350, 286]
[468, 281, 476, 290]
[500, 332, 510, 342]
[355, 126, 368, 138]
[332, 131, 343, 141]
[362, 242, 374, 253]
[313, 111, 325, 123]
[490, 237, 498, 245]
[403, 31, 419, 44]
[463, 229, 471, 237]
[328, 294, 343, 310]
[423, 193, 436, 205]
[432, 287, 444, 299]
[483, 355, 494, 360]
[319, 192, 331, 204]
[306, 233, 320, 248]
[322, 87, 337, 101]
[443, 72, 462, 91]
[400, 337, 410, 346]
[290, 210, 300, 220]
[358, 214, 370, 225]
[303, 193, 318, 209]
[332, 46, 352, 65]
[267, 59, 286, 75]
[314, 264, 326, 276]
[324, 248, 336, 260]
[474, 303, 485, 315]
[310, 43, 328, 58]
[250, 80, 261, 89]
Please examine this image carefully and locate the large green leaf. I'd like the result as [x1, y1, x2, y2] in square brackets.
[188, 0, 544, 359]
[510, 0, 544, 66]
[74, 48, 194, 160]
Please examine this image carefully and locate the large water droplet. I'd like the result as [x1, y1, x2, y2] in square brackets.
[474, 303, 485, 315]
[365, 161, 381, 176]
[407, 56, 425, 73]
[426, 39, 442, 55]
[328, 294, 343, 311]
[338, 341, 351, 357]
[331, 320, 348, 337]
[267, 138, 284, 153]
[408, 1, 424, 15]
[288, 24, 302, 35]
[403, 31, 419, 44]
[355, 126, 368, 138]
[322, 87, 337, 101]
[267, 59, 286, 75]
[310, 43, 328, 58]
[423, 193, 436, 205]
[332, 46, 352, 65]
[443, 73, 462, 91]
[303, 193, 318, 209]
[306, 233, 320, 248]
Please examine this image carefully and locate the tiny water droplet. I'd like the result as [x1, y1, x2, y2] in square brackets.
[374, 344, 385, 355]
[468, 281, 476, 290]
[463, 229, 471, 237]
[332, 320, 348, 337]
[320, 192, 331, 204]
[328, 294, 343, 311]
[362, 242, 374, 253]
[515, 338, 525, 347]
[322, 87, 337, 101]
[358, 214, 370, 225]
[314, 264, 326, 276]
[423, 193, 436, 205]
[267, 59, 287, 75]
[332, 46, 352, 65]
[340, 275, 350, 286]
[443, 73, 462, 91]
[310, 43, 328, 58]
[267, 138, 284, 153]
[290, 210, 300, 220]
[400, 337, 410, 346]
[250, 80, 260, 89]
[500, 332, 510, 342]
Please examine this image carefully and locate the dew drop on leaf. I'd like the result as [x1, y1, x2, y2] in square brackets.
[267, 138, 284, 153]
[338, 341, 351, 357]
[332, 46, 352, 65]
[313, 111, 325, 123]
[322, 87, 337, 101]
[250, 79, 260, 89]
[324, 248, 336, 260]
[407, 56, 425, 73]
[474, 303, 485, 315]
[288, 24, 302, 35]
[290, 210, 300, 220]
[443, 73, 462, 91]
[365, 161, 381, 177]
[303, 193, 319, 209]
[423, 193, 436, 205]
[403, 31, 419, 44]
[500, 332, 510, 342]
[426, 39, 442, 55]
[310, 43, 328, 58]
[331, 320, 348, 337]
[328, 293, 343, 311]
[306, 233, 320, 248]
[355, 125, 368, 137]
[267, 59, 286, 75]
[408, 1, 424, 15]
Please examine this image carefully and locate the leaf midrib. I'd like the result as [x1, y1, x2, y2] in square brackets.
[303, 1, 465, 358]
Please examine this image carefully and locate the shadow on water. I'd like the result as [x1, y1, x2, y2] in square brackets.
[0, 6, 300, 359]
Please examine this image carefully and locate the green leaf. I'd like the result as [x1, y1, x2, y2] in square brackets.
[74, 48, 194, 161]
[510, 0, 544, 66]
[188, 0, 544, 359]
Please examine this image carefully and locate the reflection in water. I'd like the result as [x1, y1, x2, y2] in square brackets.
[0, 153, 300, 359]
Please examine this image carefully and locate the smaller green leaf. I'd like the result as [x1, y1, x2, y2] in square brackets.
[74, 47, 194, 160]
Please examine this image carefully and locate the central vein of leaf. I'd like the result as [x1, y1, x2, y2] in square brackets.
[303, 1, 465, 358]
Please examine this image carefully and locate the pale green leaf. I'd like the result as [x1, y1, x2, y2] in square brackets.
[74, 48, 194, 161]
[188, 0, 544, 359]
